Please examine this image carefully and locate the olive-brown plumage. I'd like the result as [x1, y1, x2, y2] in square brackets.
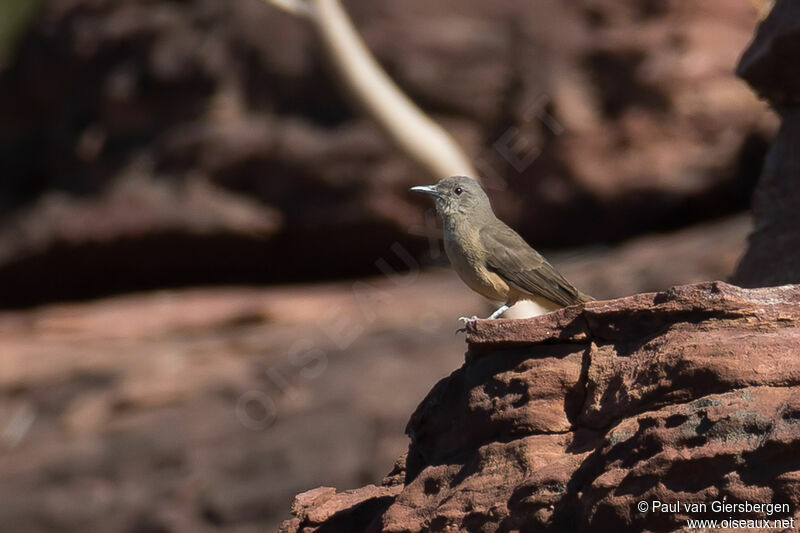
[411, 176, 593, 320]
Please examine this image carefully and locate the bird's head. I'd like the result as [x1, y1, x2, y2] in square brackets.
[410, 176, 492, 219]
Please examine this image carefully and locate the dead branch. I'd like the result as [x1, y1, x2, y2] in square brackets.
[260, 0, 476, 179]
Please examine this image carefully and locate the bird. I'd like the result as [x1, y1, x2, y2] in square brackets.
[410, 176, 594, 322]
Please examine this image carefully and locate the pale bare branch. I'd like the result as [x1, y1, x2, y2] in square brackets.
[259, 0, 476, 179]
[261, 0, 315, 19]
[257, 0, 544, 317]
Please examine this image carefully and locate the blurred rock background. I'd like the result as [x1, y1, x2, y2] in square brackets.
[0, 0, 776, 306]
[0, 0, 779, 531]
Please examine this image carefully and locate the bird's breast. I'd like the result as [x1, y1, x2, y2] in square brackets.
[442, 223, 509, 302]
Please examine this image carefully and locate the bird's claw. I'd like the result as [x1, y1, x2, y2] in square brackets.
[455, 315, 478, 334]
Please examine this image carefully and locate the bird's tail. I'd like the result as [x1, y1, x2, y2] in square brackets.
[577, 291, 595, 303]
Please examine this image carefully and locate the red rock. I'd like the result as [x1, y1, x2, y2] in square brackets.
[733, 0, 800, 287]
[733, 109, 800, 287]
[282, 485, 400, 532]
[0, 177, 281, 306]
[737, 0, 800, 106]
[283, 282, 800, 532]
[465, 305, 589, 348]
[0, 274, 478, 533]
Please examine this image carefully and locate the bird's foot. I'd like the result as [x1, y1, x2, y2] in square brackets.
[455, 316, 478, 334]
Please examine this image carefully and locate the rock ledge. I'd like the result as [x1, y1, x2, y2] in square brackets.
[282, 282, 800, 532]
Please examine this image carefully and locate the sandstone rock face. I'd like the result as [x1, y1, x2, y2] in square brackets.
[0, 226, 752, 533]
[282, 282, 800, 532]
[733, 0, 800, 287]
[737, 0, 800, 106]
[0, 177, 282, 306]
[0, 273, 478, 533]
[0, 0, 776, 305]
[732, 108, 800, 287]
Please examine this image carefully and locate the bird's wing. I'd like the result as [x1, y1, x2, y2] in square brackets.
[479, 223, 584, 307]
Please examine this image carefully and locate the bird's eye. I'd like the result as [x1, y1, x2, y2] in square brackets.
[454, 187, 463, 195]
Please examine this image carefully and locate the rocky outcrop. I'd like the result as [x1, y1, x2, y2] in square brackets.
[0, 0, 775, 305]
[736, 0, 800, 106]
[0, 224, 752, 533]
[0, 176, 281, 306]
[733, 0, 800, 287]
[282, 282, 800, 532]
[0, 273, 480, 533]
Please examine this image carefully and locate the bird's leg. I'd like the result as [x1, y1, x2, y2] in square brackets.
[458, 302, 510, 326]
[487, 303, 511, 320]
[456, 303, 509, 333]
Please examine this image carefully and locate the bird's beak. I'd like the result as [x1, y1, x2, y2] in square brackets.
[410, 185, 440, 198]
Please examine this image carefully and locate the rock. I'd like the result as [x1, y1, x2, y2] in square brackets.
[0, 176, 281, 306]
[737, 0, 800, 106]
[733, 0, 800, 287]
[0, 273, 480, 533]
[733, 109, 800, 287]
[281, 485, 401, 533]
[282, 282, 800, 532]
[0, 211, 756, 531]
[0, 0, 776, 304]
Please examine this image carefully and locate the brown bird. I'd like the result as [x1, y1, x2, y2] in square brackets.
[411, 176, 593, 321]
